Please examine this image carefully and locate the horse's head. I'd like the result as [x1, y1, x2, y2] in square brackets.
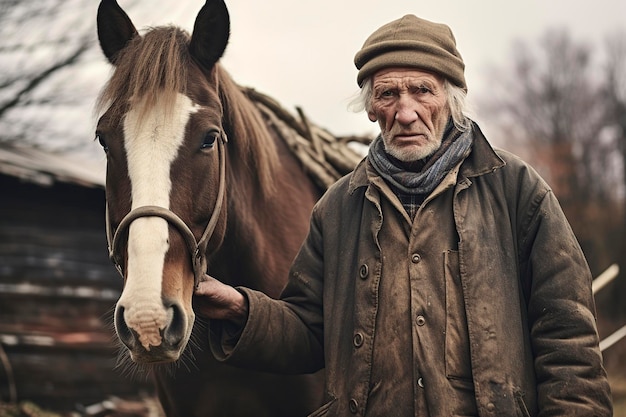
[95, 0, 231, 363]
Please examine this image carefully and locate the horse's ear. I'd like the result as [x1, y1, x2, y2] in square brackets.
[97, 0, 139, 64]
[189, 0, 230, 71]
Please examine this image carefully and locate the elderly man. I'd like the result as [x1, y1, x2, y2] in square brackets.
[194, 15, 613, 416]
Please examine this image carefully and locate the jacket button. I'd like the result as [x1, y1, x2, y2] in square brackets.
[349, 398, 358, 414]
[486, 402, 495, 412]
[353, 332, 364, 348]
[417, 377, 424, 388]
[416, 315, 426, 326]
[359, 264, 369, 279]
[411, 253, 421, 263]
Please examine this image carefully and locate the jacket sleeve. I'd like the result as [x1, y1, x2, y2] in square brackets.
[521, 187, 613, 416]
[208, 206, 325, 375]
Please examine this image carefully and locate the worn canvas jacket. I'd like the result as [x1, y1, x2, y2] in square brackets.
[210, 123, 612, 416]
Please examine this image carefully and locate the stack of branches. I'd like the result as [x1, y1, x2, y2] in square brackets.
[244, 88, 373, 191]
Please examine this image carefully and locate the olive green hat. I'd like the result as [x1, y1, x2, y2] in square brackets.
[354, 14, 466, 90]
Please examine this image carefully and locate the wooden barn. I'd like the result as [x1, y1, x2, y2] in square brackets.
[0, 145, 155, 415]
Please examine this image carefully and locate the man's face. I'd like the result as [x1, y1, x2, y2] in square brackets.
[368, 67, 450, 162]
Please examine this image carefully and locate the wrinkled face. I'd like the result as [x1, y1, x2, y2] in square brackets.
[368, 67, 450, 162]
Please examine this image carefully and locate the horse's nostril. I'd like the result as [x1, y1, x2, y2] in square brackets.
[114, 306, 135, 349]
[164, 303, 186, 348]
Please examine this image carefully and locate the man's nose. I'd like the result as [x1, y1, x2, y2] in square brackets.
[395, 96, 419, 125]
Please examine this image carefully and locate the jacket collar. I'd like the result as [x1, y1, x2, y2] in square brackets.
[348, 121, 505, 194]
[459, 121, 505, 179]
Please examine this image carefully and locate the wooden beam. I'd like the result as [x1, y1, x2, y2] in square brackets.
[600, 324, 626, 352]
[592, 263, 619, 294]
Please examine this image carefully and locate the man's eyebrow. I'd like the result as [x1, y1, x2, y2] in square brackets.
[410, 78, 436, 87]
[374, 80, 397, 87]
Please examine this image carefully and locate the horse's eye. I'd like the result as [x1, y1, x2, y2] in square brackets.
[96, 133, 108, 152]
[201, 131, 219, 149]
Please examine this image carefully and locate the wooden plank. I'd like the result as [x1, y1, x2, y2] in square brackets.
[592, 263, 620, 294]
[0, 165, 157, 413]
[0, 344, 154, 409]
[600, 324, 626, 352]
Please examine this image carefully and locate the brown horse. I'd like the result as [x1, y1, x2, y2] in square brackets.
[95, 0, 325, 415]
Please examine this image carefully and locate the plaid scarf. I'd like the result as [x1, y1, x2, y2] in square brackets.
[368, 123, 473, 218]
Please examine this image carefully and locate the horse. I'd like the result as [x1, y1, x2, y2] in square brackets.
[95, 0, 328, 415]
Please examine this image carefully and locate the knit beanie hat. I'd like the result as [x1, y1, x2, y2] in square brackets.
[354, 15, 466, 90]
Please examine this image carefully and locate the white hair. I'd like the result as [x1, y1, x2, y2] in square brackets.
[347, 76, 471, 132]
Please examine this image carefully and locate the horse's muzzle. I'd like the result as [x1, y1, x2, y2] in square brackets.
[114, 301, 191, 363]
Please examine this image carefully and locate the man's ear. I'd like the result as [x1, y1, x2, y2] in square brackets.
[368, 111, 377, 122]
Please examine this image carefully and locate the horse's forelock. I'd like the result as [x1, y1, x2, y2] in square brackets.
[96, 26, 190, 127]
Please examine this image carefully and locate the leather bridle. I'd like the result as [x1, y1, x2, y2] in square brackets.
[105, 135, 227, 289]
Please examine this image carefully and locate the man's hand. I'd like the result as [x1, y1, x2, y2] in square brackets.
[193, 275, 249, 327]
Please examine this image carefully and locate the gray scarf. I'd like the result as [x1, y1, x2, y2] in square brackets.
[367, 124, 473, 195]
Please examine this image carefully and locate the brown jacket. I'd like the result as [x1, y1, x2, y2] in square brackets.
[210, 123, 612, 416]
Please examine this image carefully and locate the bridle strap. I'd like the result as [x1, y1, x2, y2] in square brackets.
[194, 134, 228, 279]
[105, 135, 227, 288]
[110, 205, 199, 266]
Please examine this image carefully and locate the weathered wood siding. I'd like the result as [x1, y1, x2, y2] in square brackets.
[0, 173, 153, 411]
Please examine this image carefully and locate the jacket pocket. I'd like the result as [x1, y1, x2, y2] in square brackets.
[444, 250, 473, 381]
[307, 397, 337, 417]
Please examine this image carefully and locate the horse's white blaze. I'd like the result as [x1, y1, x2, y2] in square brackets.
[117, 93, 198, 350]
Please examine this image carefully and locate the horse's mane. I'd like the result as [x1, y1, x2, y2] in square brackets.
[95, 26, 279, 197]
[214, 65, 279, 197]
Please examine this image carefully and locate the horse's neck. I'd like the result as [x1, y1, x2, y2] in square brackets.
[213, 138, 319, 297]
[213, 75, 321, 295]
[210, 199, 291, 297]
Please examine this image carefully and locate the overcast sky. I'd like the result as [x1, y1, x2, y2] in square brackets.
[6, 0, 623, 166]
[116, 0, 623, 140]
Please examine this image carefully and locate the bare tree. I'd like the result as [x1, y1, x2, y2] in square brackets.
[0, 0, 96, 151]
[481, 30, 615, 200]
[603, 30, 626, 195]
[477, 28, 626, 316]
[599, 30, 626, 318]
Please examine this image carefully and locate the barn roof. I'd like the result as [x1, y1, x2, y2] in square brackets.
[0, 144, 105, 188]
